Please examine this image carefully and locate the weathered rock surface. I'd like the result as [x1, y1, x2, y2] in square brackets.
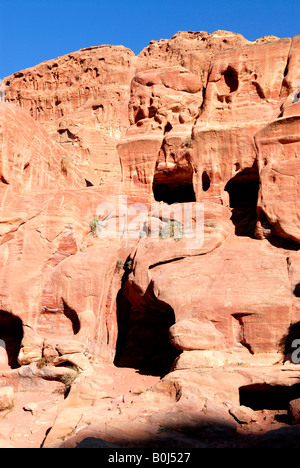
[0, 103, 85, 193]
[4, 45, 136, 191]
[169, 318, 224, 351]
[0, 29, 300, 448]
[0, 387, 14, 411]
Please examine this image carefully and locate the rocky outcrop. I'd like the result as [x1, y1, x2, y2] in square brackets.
[4, 45, 136, 190]
[0, 103, 85, 192]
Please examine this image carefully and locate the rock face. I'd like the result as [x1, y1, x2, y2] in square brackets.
[0, 103, 85, 193]
[4, 45, 136, 190]
[1, 29, 300, 448]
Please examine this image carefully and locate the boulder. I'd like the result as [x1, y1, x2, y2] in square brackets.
[169, 318, 224, 351]
[0, 387, 14, 411]
[172, 350, 228, 370]
[288, 398, 300, 424]
[229, 405, 258, 424]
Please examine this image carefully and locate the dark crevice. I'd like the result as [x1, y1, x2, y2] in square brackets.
[223, 66, 239, 93]
[225, 166, 259, 237]
[253, 82, 265, 99]
[232, 313, 254, 355]
[164, 122, 173, 134]
[153, 166, 196, 205]
[202, 171, 211, 192]
[0, 310, 23, 368]
[239, 383, 300, 411]
[284, 57, 290, 77]
[149, 257, 185, 269]
[294, 284, 300, 297]
[134, 108, 145, 123]
[266, 236, 300, 251]
[114, 272, 181, 377]
[62, 300, 80, 335]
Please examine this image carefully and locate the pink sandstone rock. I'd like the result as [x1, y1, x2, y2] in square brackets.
[4, 45, 136, 190]
[0, 29, 300, 448]
[0, 103, 85, 193]
[255, 115, 300, 242]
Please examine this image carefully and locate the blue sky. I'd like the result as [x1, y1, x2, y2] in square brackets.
[0, 0, 299, 78]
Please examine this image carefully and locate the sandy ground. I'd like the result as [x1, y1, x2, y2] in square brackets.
[0, 361, 293, 449]
[0, 364, 160, 449]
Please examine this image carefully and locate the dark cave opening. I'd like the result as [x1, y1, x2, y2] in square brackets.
[202, 171, 211, 192]
[225, 167, 259, 237]
[223, 66, 239, 93]
[62, 300, 81, 335]
[239, 383, 300, 411]
[0, 310, 23, 369]
[114, 277, 181, 377]
[153, 166, 196, 205]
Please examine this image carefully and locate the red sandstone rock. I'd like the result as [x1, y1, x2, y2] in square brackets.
[0, 103, 85, 192]
[255, 115, 300, 242]
[0, 30, 300, 448]
[4, 45, 136, 189]
[169, 318, 224, 351]
[127, 236, 292, 355]
[1, 30, 300, 366]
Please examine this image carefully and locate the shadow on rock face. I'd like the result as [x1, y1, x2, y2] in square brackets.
[294, 283, 300, 298]
[76, 437, 119, 448]
[68, 413, 296, 449]
[279, 321, 300, 363]
[0, 310, 23, 369]
[256, 425, 300, 448]
[225, 166, 259, 238]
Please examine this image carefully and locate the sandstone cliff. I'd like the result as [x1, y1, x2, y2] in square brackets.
[0, 30, 300, 448]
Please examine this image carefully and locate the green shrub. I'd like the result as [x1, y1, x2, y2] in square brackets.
[116, 258, 125, 269]
[61, 370, 78, 391]
[36, 356, 54, 369]
[182, 136, 193, 157]
[89, 217, 105, 236]
[61, 155, 71, 175]
[160, 220, 183, 241]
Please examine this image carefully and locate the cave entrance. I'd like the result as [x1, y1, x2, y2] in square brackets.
[153, 165, 196, 205]
[239, 383, 300, 411]
[225, 167, 259, 237]
[114, 282, 181, 377]
[0, 310, 23, 369]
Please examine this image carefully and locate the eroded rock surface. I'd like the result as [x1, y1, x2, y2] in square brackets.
[0, 29, 300, 448]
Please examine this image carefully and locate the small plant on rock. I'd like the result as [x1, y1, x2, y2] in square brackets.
[61, 155, 71, 175]
[89, 217, 105, 236]
[125, 259, 133, 271]
[160, 220, 183, 242]
[61, 367, 78, 393]
[116, 258, 125, 270]
[36, 356, 55, 369]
